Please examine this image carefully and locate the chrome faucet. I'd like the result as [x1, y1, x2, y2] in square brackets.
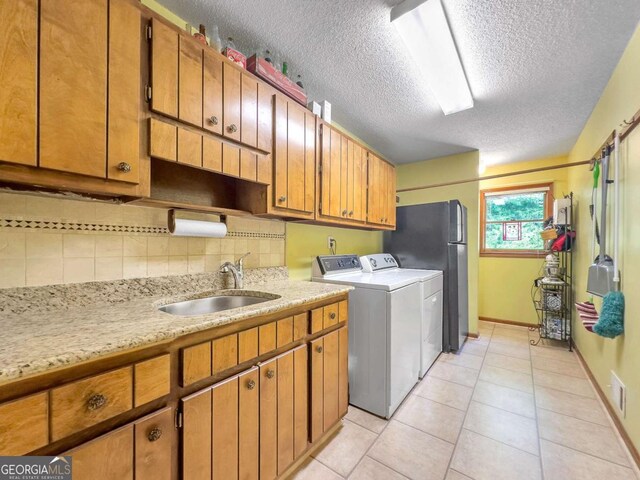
[220, 252, 251, 289]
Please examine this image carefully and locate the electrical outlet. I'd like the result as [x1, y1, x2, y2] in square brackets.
[610, 371, 626, 417]
[327, 236, 336, 251]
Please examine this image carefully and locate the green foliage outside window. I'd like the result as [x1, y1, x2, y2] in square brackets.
[484, 191, 546, 250]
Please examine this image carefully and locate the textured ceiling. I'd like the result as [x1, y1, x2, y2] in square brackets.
[156, 0, 640, 165]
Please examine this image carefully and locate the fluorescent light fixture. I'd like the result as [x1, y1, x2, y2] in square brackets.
[391, 0, 473, 115]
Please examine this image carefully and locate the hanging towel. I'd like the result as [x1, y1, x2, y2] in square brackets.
[593, 292, 624, 338]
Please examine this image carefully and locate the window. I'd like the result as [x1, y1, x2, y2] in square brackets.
[480, 183, 553, 257]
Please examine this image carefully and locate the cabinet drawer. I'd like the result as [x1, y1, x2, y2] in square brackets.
[212, 334, 238, 374]
[310, 301, 346, 334]
[181, 342, 211, 386]
[149, 118, 177, 161]
[259, 322, 277, 355]
[0, 392, 48, 455]
[134, 354, 171, 407]
[51, 367, 133, 441]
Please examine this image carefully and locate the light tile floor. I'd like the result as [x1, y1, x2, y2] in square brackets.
[287, 321, 640, 480]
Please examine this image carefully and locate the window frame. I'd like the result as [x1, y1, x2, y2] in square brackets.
[480, 182, 553, 258]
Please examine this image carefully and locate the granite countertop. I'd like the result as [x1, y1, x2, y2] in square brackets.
[0, 270, 352, 385]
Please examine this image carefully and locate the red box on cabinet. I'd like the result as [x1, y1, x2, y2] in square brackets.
[223, 47, 246, 69]
[246, 55, 307, 106]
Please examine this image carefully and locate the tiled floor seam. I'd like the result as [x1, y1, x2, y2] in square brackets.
[412, 390, 469, 412]
[531, 381, 597, 399]
[443, 332, 491, 477]
[528, 340, 546, 480]
[540, 438, 638, 472]
[535, 405, 614, 428]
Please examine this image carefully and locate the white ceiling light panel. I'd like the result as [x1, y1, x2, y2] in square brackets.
[391, 0, 473, 115]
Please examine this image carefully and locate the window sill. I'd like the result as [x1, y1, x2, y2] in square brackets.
[480, 250, 548, 259]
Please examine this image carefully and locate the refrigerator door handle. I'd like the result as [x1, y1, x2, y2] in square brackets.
[456, 203, 464, 243]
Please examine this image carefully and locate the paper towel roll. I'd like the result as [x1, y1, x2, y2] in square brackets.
[168, 211, 227, 237]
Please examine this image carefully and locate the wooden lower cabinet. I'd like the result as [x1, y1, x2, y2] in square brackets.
[310, 327, 348, 443]
[182, 346, 309, 480]
[65, 407, 173, 480]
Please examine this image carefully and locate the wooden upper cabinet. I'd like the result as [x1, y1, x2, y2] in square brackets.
[108, 0, 140, 183]
[179, 38, 204, 127]
[241, 74, 258, 148]
[257, 83, 274, 153]
[319, 125, 346, 221]
[151, 19, 178, 118]
[203, 51, 223, 135]
[223, 63, 241, 142]
[0, 0, 37, 167]
[40, 0, 108, 178]
[273, 96, 315, 214]
[366, 154, 396, 227]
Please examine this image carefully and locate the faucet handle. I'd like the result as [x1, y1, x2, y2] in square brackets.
[236, 252, 251, 266]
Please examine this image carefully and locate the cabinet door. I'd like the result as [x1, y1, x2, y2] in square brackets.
[257, 83, 274, 153]
[304, 112, 316, 212]
[182, 388, 212, 480]
[203, 51, 223, 134]
[367, 154, 384, 225]
[238, 368, 259, 480]
[134, 408, 173, 480]
[66, 424, 133, 480]
[0, 0, 37, 166]
[212, 376, 239, 480]
[108, 0, 140, 183]
[310, 327, 348, 443]
[387, 164, 397, 227]
[286, 102, 305, 211]
[223, 63, 241, 142]
[241, 74, 258, 148]
[274, 95, 288, 208]
[340, 136, 349, 219]
[40, 0, 107, 178]
[179, 38, 203, 127]
[352, 142, 366, 221]
[151, 19, 178, 118]
[259, 358, 277, 480]
[328, 128, 342, 218]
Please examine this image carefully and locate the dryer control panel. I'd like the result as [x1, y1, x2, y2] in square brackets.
[360, 253, 398, 273]
[314, 255, 362, 276]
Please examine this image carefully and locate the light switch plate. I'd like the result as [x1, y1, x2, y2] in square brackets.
[610, 370, 626, 417]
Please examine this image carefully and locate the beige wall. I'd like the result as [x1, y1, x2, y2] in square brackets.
[565, 24, 640, 451]
[396, 151, 480, 334]
[478, 155, 569, 325]
[0, 192, 284, 288]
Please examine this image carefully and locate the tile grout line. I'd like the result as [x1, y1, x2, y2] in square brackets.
[442, 326, 493, 478]
[539, 437, 637, 471]
[528, 332, 546, 480]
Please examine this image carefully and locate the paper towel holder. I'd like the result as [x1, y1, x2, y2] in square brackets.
[168, 209, 228, 236]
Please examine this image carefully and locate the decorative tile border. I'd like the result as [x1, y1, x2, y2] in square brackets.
[0, 218, 285, 239]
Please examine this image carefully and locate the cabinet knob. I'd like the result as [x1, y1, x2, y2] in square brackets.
[247, 379, 256, 390]
[349, 211, 354, 217]
[147, 427, 163, 442]
[342, 209, 348, 216]
[266, 369, 275, 379]
[117, 162, 131, 173]
[278, 196, 286, 203]
[209, 115, 219, 125]
[227, 124, 238, 133]
[87, 393, 107, 411]
[316, 345, 323, 353]
[329, 312, 336, 320]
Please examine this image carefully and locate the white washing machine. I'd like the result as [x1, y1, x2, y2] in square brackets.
[360, 254, 443, 379]
[311, 254, 435, 418]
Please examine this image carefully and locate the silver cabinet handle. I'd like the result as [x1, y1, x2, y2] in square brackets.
[247, 379, 256, 390]
[117, 162, 131, 173]
[278, 196, 286, 203]
[266, 369, 275, 379]
[209, 115, 219, 125]
[227, 124, 238, 133]
[316, 345, 323, 353]
[342, 210, 348, 216]
[349, 210, 354, 217]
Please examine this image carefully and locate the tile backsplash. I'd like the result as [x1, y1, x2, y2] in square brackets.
[0, 192, 285, 288]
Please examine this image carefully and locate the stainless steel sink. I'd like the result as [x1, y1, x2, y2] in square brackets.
[158, 293, 278, 316]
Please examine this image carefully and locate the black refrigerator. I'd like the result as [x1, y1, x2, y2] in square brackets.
[384, 200, 469, 352]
